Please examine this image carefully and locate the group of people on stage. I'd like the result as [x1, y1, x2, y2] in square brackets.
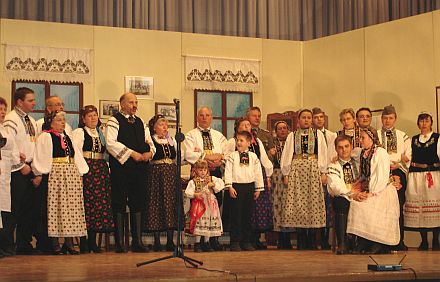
[0, 87, 439, 258]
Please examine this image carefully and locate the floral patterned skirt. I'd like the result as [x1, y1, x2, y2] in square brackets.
[47, 163, 87, 237]
[280, 159, 325, 228]
[83, 159, 114, 232]
[271, 168, 284, 232]
[251, 168, 273, 232]
[144, 163, 181, 232]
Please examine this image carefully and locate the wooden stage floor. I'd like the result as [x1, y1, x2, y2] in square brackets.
[1, 248, 439, 282]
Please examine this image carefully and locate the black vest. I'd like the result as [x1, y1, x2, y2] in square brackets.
[50, 132, 75, 158]
[109, 112, 150, 169]
[152, 138, 176, 160]
[410, 133, 440, 172]
[82, 128, 106, 153]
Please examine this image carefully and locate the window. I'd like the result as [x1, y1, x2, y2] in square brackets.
[194, 90, 252, 138]
[11, 80, 83, 129]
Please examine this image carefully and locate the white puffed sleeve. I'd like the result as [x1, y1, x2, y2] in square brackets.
[317, 130, 328, 173]
[327, 163, 350, 199]
[211, 176, 225, 193]
[368, 147, 391, 194]
[253, 155, 264, 191]
[183, 129, 203, 164]
[71, 128, 85, 152]
[184, 180, 196, 198]
[32, 133, 53, 175]
[257, 138, 273, 177]
[72, 138, 89, 176]
[105, 117, 133, 165]
[144, 124, 156, 156]
[280, 132, 294, 176]
[223, 138, 236, 159]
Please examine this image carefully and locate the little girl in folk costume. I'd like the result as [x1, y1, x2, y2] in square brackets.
[185, 160, 224, 252]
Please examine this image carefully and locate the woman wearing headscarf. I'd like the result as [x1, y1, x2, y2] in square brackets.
[347, 126, 400, 254]
[72, 105, 114, 253]
[404, 112, 440, 251]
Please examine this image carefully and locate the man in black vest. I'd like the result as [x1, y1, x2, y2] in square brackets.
[106, 93, 153, 253]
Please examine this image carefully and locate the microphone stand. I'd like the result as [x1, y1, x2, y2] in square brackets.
[137, 99, 203, 268]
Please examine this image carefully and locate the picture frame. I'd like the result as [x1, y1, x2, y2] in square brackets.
[125, 76, 154, 100]
[155, 102, 176, 123]
[436, 86, 440, 132]
[99, 100, 120, 119]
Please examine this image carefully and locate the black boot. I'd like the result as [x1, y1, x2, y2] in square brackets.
[296, 228, 306, 250]
[166, 230, 175, 251]
[432, 228, 440, 251]
[114, 212, 127, 253]
[418, 231, 429, 251]
[254, 232, 267, 250]
[88, 231, 102, 253]
[335, 214, 348, 255]
[306, 228, 318, 250]
[320, 228, 331, 250]
[130, 212, 148, 253]
[277, 232, 285, 249]
[51, 238, 63, 255]
[153, 232, 162, 252]
[209, 236, 223, 251]
[284, 232, 293, 249]
[61, 238, 79, 255]
[79, 236, 89, 254]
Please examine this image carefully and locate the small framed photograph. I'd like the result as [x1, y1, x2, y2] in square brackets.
[125, 76, 154, 100]
[99, 100, 120, 119]
[155, 102, 176, 123]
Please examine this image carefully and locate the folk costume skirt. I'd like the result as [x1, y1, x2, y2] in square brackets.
[47, 163, 87, 237]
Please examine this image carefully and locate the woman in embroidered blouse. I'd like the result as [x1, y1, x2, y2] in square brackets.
[405, 112, 440, 251]
[346, 126, 400, 254]
[224, 117, 273, 249]
[144, 114, 179, 252]
[280, 109, 327, 250]
[72, 105, 114, 253]
[32, 111, 88, 255]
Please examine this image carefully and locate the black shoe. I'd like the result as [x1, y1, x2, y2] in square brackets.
[393, 242, 408, 252]
[209, 237, 223, 251]
[80, 237, 89, 254]
[230, 242, 241, 251]
[0, 247, 14, 257]
[194, 243, 202, 252]
[61, 245, 79, 255]
[241, 243, 256, 251]
[202, 242, 214, 252]
[16, 248, 43, 255]
[255, 240, 267, 250]
[432, 242, 440, 251]
[131, 242, 149, 253]
[89, 245, 102, 253]
[418, 241, 429, 251]
[51, 247, 64, 255]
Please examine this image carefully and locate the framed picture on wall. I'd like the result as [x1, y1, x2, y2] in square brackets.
[436, 86, 440, 132]
[155, 102, 176, 123]
[124, 76, 154, 100]
[99, 100, 120, 119]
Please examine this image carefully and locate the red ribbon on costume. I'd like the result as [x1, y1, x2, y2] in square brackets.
[43, 129, 66, 150]
[426, 172, 434, 188]
[207, 196, 219, 218]
[189, 198, 206, 234]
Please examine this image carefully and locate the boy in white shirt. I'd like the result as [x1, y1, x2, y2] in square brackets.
[224, 131, 264, 251]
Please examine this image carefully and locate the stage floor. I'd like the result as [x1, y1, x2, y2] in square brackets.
[1, 248, 440, 282]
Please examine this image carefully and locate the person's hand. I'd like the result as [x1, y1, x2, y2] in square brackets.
[142, 152, 153, 162]
[268, 147, 277, 156]
[401, 154, 410, 163]
[229, 187, 237, 198]
[254, 191, 260, 200]
[20, 164, 31, 175]
[331, 156, 338, 164]
[208, 182, 215, 188]
[266, 178, 272, 191]
[283, 176, 289, 186]
[32, 176, 42, 187]
[352, 191, 369, 202]
[351, 179, 362, 192]
[392, 175, 402, 190]
[130, 151, 143, 162]
[320, 174, 328, 185]
[19, 153, 26, 163]
[194, 192, 203, 199]
[390, 162, 400, 171]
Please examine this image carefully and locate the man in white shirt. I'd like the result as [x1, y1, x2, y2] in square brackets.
[35, 96, 73, 136]
[184, 107, 227, 250]
[106, 93, 153, 253]
[356, 107, 373, 129]
[327, 135, 361, 254]
[3, 87, 40, 255]
[377, 105, 411, 251]
[312, 107, 336, 250]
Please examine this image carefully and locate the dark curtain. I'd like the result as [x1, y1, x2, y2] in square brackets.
[1, 0, 439, 41]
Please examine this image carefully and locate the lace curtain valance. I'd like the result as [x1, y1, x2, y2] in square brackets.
[185, 55, 260, 93]
[4, 45, 92, 83]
